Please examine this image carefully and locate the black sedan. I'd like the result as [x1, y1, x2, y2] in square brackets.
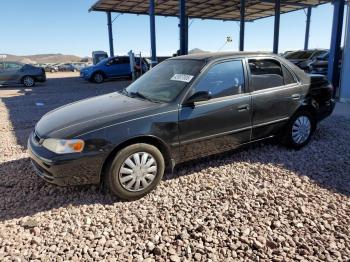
[28, 52, 335, 200]
[0, 61, 46, 87]
[284, 49, 328, 72]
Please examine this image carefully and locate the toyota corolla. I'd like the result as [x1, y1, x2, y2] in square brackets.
[28, 52, 335, 200]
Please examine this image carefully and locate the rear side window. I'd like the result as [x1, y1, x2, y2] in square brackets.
[282, 65, 297, 85]
[106, 57, 130, 66]
[193, 60, 245, 99]
[119, 57, 130, 64]
[249, 59, 284, 91]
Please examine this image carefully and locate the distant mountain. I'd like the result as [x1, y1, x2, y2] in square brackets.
[1, 54, 90, 64]
[189, 48, 207, 54]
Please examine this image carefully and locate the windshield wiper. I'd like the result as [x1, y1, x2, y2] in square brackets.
[130, 91, 148, 100]
[129, 91, 160, 103]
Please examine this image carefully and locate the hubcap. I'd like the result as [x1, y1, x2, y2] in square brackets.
[95, 74, 103, 83]
[118, 152, 157, 192]
[292, 116, 311, 144]
[24, 77, 34, 86]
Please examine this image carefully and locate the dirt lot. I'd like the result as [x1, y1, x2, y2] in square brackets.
[0, 73, 349, 261]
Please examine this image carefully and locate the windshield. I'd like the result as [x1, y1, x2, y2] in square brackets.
[124, 59, 205, 102]
[285, 51, 314, 59]
[96, 57, 109, 66]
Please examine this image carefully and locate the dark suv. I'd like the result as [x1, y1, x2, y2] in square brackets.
[29, 52, 334, 200]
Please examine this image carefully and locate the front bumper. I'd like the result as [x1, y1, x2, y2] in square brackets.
[28, 132, 104, 186]
[80, 71, 92, 80]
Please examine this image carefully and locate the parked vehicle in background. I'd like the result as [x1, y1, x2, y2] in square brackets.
[284, 49, 328, 72]
[58, 63, 79, 72]
[309, 49, 343, 76]
[80, 56, 149, 83]
[0, 61, 46, 87]
[280, 51, 295, 57]
[92, 51, 108, 65]
[29, 52, 335, 200]
[44, 64, 59, 73]
[71, 62, 88, 71]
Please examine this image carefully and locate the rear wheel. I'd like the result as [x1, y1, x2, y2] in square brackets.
[281, 110, 316, 149]
[92, 72, 104, 83]
[22, 76, 35, 87]
[106, 143, 165, 200]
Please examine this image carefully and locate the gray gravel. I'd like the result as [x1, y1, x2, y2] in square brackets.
[0, 75, 350, 261]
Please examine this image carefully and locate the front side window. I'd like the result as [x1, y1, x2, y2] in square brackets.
[192, 60, 245, 99]
[249, 59, 284, 91]
[125, 59, 204, 102]
[106, 58, 118, 66]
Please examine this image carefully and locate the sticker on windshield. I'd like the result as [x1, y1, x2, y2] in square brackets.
[170, 74, 194, 83]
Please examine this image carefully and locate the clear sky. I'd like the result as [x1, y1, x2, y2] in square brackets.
[0, 1, 346, 57]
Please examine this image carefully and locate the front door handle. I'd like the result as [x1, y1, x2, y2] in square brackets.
[291, 94, 301, 100]
[237, 104, 250, 112]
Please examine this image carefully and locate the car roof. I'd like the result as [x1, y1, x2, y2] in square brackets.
[169, 52, 282, 62]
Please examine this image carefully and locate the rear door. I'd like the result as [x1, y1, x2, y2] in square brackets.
[248, 58, 301, 140]
[179, 59, 252, 161]
[119, 57, 131, 76]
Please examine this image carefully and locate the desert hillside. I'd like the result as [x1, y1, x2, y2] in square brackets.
[2, 54, 90, 64]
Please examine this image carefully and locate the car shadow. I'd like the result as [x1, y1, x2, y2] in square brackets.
[1, 115, 349, 222]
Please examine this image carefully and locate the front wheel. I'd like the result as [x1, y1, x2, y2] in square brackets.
[92, 72, 104, 83]
[22, 76, 35, 87]
[106, 143, 165, 200]
[281, 110, 316, 149]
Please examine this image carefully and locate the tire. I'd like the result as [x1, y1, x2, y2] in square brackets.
[22, 76, 35, 87]
[92, 72, 104, 84]
[106, 143, 165, 200]
[281, 110, 316, 149]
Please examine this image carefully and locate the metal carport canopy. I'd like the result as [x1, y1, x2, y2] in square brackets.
[89, 0, 330, 21]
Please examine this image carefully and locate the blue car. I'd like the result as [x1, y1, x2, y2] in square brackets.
[80, 56, 149, 83]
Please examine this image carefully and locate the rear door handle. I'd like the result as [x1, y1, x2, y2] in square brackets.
[237, 104, 250, 112]
[291, 94, 301, 100]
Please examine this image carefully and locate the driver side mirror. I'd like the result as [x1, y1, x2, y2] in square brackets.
[183, 91, 211, 107]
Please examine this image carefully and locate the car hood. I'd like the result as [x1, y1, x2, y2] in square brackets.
[35, 92, 160, 138]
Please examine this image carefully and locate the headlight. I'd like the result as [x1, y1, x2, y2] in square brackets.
[42, 138, 85, 154]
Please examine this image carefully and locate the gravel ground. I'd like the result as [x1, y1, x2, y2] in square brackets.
[0, 75, 350, 261]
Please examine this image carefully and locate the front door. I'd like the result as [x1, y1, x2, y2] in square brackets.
[1, 62, 23, 83]
[179, 59, 252, 161]
[248, 58, 302, 140]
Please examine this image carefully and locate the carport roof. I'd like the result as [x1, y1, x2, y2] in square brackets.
[89, 0, 331, 21]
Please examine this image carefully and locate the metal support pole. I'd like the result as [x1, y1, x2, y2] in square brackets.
[328, 0, 345, 91]
[179, 0, 188, 55]
[149, 0, 157, 66]
[239, 0, 245, 51]
[107, 12, 114, 57]
[339, 2, 350, 102]
[273, 0, 281, 54]
[304, 7, 312, 50]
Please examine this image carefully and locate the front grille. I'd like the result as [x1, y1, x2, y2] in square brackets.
[31, 160, 54, 181]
